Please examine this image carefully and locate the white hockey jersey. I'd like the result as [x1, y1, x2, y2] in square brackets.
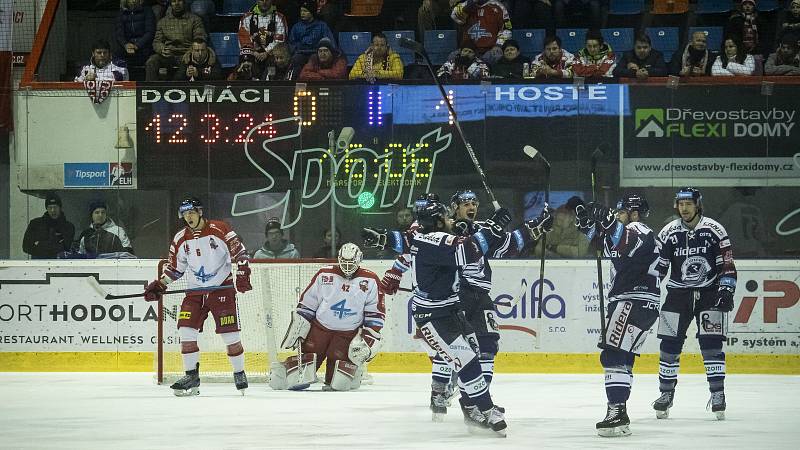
[163, 219, 249, 289]
[297, 266, 385, 333]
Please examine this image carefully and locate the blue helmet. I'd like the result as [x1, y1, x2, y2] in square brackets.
[674, 187, 702, 212]
[415, 200, 449, 232]
[450, 190, 479, 208]
[413, 192, 440, 215]
[616, 194, 649, 217]
[178, 197, 203, 218]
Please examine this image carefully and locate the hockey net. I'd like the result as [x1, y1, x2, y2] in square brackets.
[155, 259, 335, 384]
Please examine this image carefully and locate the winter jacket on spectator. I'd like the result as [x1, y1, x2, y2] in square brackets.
[152, 7, 206, 57]
[612, 49, 668, 78]
[711, 53, 756, 76]
[349, 49, 404, 80]
[77, 218, 133, 256]
[437, 54, 490, 80]
[174, 45, 223, 80]
[531, 48, 575, 78]
[764, 50, 800, 75]
[288, 15, 335, 55]
[23, 212, 76, 259]
[114, 2, 156, 57]
[572, 43, 616, 77]
[238, 3, 289, 54]
[299, 51, 348, 80]
[491, 53, 530, 78]
[253, 241, 301, 259]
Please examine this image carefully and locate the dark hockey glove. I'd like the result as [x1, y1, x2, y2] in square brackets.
[361, 227, 388, 250]
[236, 261, 252, 293]
[715, 286, 734, 312]
[453, 219, 476, 236]
[483, 207, 512, 240]
[379, 267, 403, 295]
[144, 279, 167, 302]
[587, 202, 617, 230]
[525, 205, 554, 240]
[575, 204, 593, 231]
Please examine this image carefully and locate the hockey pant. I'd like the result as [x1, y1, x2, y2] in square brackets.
[416, 309, 494, 412]
[599, 299, 658, 404]
[657, 288, 727, 393]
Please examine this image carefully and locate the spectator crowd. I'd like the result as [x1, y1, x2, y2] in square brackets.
[72, 0, 800, 82]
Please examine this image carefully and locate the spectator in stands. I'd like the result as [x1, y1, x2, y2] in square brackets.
[711, 35, 756, 76]
[613, 33, 668, 79]
[572, 30, 616, 78]
[239, 0, 289, 76]
[113, 0, 156, 69]
[22, 193, 76, 259]
[396, 207, 414, 231]
[531, 34, 574, 78]
[671, 31, 717, 76]
[553, 0, 602, 29]
[437, 45, 490, 80]
[146, 0, 206, 81]
[174, 37, 223, 80]
[77, 200, 134, 257]
[419, 0, 458, 39]
[349, 33, 404, 81]
[777, 0, 800, 46]
[299, 37, 348, 80]
[288, 1, 336, 70]
[451, 0, 513, 64]
[490, 39, 530, 78]
[313, 228, 342, 257]
[75, 40, 130, 82]
[264, 42, 300, 79]
[228, 47, 261, 80]
[253, 218, 301, 259]
[531, 196, 590, 258]
[765, 35, 800, 75]
[727, 0, 764, 55]
[508, 0, 554, 33]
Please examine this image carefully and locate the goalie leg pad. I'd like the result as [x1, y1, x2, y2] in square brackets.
[268, 354, 318, 390]
[329, 360, 363, 391]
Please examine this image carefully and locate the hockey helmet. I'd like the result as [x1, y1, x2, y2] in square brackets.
[415, 200, 449, 232]
[616, 193, 650, 218]
[178, 197, 203, 218]
[450, 190, 479, 208]
[674, 187, 703, 212]
[338, 242, 363, 277]
[413, 192, 441, 214]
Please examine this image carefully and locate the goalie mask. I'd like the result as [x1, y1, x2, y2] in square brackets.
[338, 243, 363, 277]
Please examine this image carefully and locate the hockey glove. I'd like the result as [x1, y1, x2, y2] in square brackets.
[453, 219, 476, 237]
[235, 261, 252, 293]
[715, 286, 735, 312]
[144, 279, 167, 302]
[483, 207, 512, 240]
[379, 267, 403, 295]
[361, 227, 388, 250]
[525, 205, 554, 240]
[587, 202, 617, 230]
[574, 204, 593, 231]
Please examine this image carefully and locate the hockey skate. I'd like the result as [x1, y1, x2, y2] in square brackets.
[430, 391, 450, 422]
[652, 390, 674, 419]
[170, 363, 200, 397]
[707, 391, 726, 420]
[234, 370, 248, 395]
[596, 403, 631, 437]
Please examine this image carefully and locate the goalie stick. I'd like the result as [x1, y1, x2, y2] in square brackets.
[523, 146, 551, 319]
[85, 276, 231, 300]
[399, 37, 500, 211]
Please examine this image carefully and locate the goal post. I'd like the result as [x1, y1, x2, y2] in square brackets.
[155, 258, 336, 384]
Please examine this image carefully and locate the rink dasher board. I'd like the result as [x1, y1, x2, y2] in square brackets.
[0, 259, 798, 373]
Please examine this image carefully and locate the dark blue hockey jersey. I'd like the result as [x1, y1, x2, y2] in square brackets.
[587, 220, 660, 303]
[460, 224, 532, 292]
[656, 216, 737, 291]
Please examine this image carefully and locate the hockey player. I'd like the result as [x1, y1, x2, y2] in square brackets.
[652, 187, 737, 420]
[269, 243, 385, 391]
[405, 198, 514, 436]
[144, 197, 252, 396]
[575, 194, 660, 437]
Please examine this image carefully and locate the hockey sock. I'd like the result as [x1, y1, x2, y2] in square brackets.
[182, 350, 200, 373]
[479, 353, 495, 386]
[456, 358, 492, 411]
[476, 334, 498, 387]
[658, 339, 683, 392]
[431, 354, 452, 388]
[600, 349, 634, 404]
[700, 337, 725, 392]
[228, 353, 245, 373]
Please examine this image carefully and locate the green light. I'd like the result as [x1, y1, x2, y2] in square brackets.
[358, 192, 375, 209]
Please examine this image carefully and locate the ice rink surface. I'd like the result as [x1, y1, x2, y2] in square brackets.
[1, 372, 798, 449]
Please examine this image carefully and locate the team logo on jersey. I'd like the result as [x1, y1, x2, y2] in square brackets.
[193, 265, 215, 283]
[467, 23, 493, 41]
[179, 311, 191, 320]
[680, 256, 711, 283]
[321, 275, 333, 284]
[330, 299, 356, 319]
[219, 315, 236, 326]
[359, 280, 369, 292]
[209, 237, 218, 250]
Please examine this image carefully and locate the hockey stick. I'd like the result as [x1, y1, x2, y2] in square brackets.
[591, 145, 607, 344]
[400, 37, 500, 211]
[523, 146, 551, 319]
[85, 276, 231, 300]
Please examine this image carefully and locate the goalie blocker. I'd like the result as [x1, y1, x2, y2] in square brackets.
[269, 243, 386, 391]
